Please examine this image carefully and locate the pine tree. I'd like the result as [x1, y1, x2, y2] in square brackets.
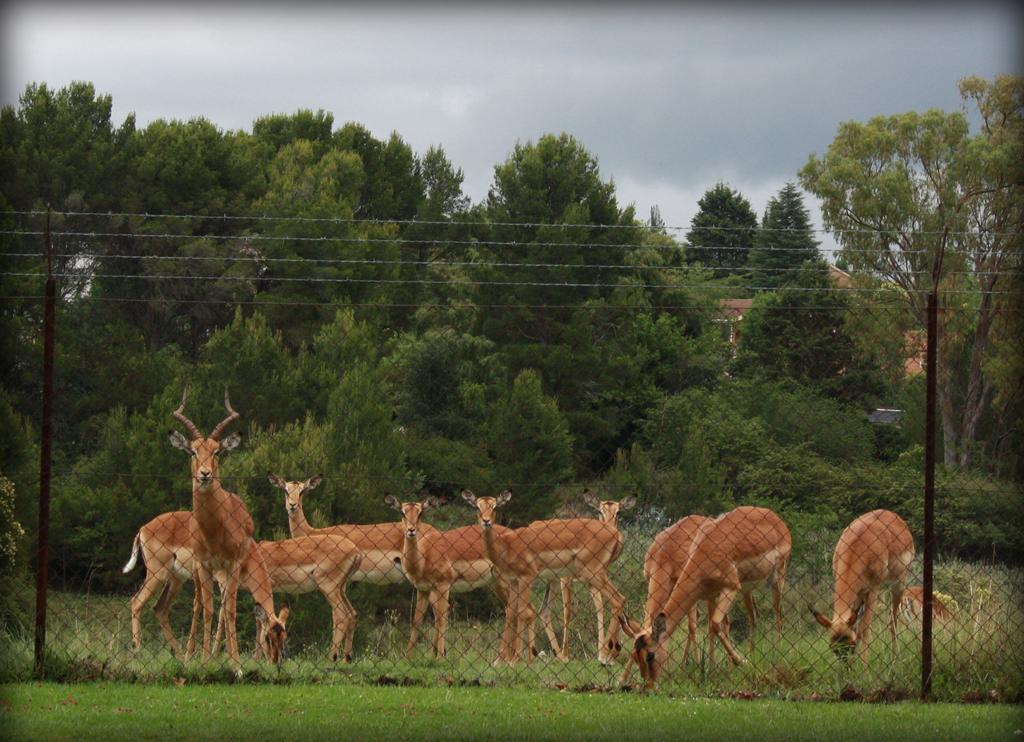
[684, 183, 758, 273]
[748, 183, 821, 290]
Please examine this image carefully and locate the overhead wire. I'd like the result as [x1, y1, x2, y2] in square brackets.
[4, 270, 1018, 294]
[9, 208, 1019, 238]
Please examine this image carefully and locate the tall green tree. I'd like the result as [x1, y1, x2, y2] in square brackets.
[747, 183, 821, 290]
[485, 369, 573, 525]
[684, 183, 758, 274]
[733, 265, 887, 407]
[800, 75, 1023, 467]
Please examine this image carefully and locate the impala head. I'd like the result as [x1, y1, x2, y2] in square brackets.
[167, 388, 241, 490]
[254, 604, 290, 666]
[269, 473, 322, 516]
[619, 613, 668, 688]
[582, 490, 637, 526]
[384, 494, 439, 539]
[461, 489, 511, 529]
[811, 605, 860, 659]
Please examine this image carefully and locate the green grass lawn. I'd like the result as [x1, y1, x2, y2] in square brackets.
[2, 682, 1021, 741]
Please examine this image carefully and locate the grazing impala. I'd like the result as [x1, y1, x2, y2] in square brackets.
[811, 509, 914, 666]
[620, 506, 792, 688]
[638, 514, 713, 671]
[384, 494, 511, 659]
[540, 492, 636, 661]
[168, 388, 254, 663]
[463, 490, 626, 664]
[248, 533, 362, 662]
[122, 510, 288, 663]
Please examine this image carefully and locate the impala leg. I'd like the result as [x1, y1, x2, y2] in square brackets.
[682, 606, 698, 668]
[539, 582, 563, 659]
[154, 574, 186, 658]
[590, 584, 605, 664]
[430, 585, 451, 659]
[561, 578, 574, 661]
[517, 579, 538, 664]
[186, 580, 203, 658]
[773, 560, 788, 645]
[220, 563, 243, 665]
[859, 590, 877, 669]
[889, 585, 904, 659]
[129, 571, 167, 652]
[498, 581, 520, 664]
[193, 565, 216, 661]
[341, 589, 357, 663]
[711, 588, 746, 666]
[741, 590, 757, 652]
[585, 571, 625, 664]
[407, 591, 430, 659]
[323, 582, 346, 662]
[212, 578, 230, 657]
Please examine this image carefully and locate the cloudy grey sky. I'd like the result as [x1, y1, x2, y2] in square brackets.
[3, 2, 1021, 249]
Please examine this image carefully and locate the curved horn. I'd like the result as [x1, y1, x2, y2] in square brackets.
[171, 387, 202, 440]
[209, 388, 240, 440]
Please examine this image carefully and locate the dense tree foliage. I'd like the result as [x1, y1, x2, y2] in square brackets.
[747, 183, 820, 290]
[800, 75, 1023, 469]
[684, 183, 758, 274]
[1, 79, 1020, 613]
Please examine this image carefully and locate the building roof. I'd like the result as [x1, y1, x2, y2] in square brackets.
[868, 408, 904, 425]
[718, 298, 754, 320]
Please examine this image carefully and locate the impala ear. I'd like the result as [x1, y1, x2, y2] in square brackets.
[383, 494, 403, 512]
[169, 430, 192, 452]
[619, 495, 637, 511]
[496, 490, 512, 507]
[652, 613, 668, 642]
[582, 489, 601, 511]
[305, 474, 323, 491]
[810, 607, 833, 629]
[460, 490, 477, 506]
[268, 473, 286, 490]
[253, 605, 268, 624]
[618, 614, 642, 639]
[277, 604, 290, 624]
[422, 496, 440, 511]
[849, 604, 864, 627]
[219, 431, 242, 451]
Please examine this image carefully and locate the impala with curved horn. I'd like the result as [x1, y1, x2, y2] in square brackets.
[167, 388, 255, 664]
[123, 509, 289, 664]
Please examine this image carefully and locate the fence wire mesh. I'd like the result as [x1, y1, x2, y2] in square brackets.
[2, 210, 1022, 703]
[22, 456, 1024, 700]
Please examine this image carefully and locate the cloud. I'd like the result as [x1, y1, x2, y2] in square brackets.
[2, 1, 1020, 253]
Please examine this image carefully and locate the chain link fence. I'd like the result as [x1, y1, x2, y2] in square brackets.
[16, 434, 1023, 701]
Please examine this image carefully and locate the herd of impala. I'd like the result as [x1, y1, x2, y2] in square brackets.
[122, 391, 930, 688]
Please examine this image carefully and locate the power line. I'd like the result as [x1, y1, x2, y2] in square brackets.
[11, 295, 1003, 313]
[6, 269, 1019, 295]
[6, 469, 1020, 495]
[1, 227, 942, 256]
[7, 250, 1011, 279]
[10, 208, 1017, 238]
